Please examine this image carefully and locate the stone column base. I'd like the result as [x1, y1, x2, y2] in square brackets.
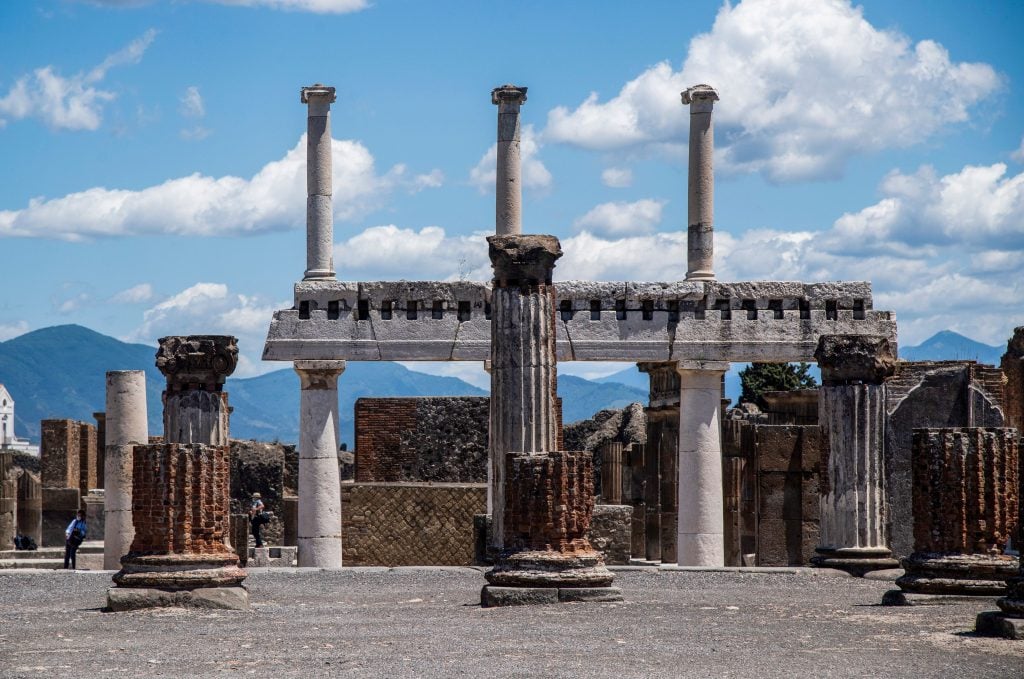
[481, 585, 623, 607]
[893, 552, 1016, 596]
[810, 547, 899, 576]
[975, 611, 1024, 640]
[106, 585, 249, 612]
[485, 550, 615, 588]
[996, 577, 1024, 616]
[112, 553, 246, 589]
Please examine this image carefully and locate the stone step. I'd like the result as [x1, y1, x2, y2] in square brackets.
[0, 541, 103, 559]
[0, 552, 104, 570]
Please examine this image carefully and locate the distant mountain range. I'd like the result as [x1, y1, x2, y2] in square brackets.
[0, 325, 645, 445]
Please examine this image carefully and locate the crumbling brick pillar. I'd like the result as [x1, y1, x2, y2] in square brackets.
[884, 428, 1017, 603]
[294, 360, 345, 568]
[104, 370, 148, 570]
[40, 419, 80, 490]
[483, 234, 618, 605]
[811, 335, 900, 575]
[108, 335, 246, 612]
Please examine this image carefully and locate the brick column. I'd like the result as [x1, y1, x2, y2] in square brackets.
[294, 360, 346, 568]
[301, 84, 337, 281]
[108, 336, 245, 612]
[483, 234, 619, 605]
[884, 428, 1017, 604]
[812, 335, 900, 575]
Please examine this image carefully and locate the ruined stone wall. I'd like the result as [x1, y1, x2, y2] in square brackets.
[885, 361, 1006, 558]
[40, 419, 80, 490]
[78, 422, 97, 498]
[354, 397, 488, 483]
[588, 504, 632, 565]
[340, 482, 486, 566]
[228, 439, 295, 546]
[130, 443, 231, 556]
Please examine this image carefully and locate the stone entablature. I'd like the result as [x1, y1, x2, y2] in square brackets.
[263, 280, 896, 363]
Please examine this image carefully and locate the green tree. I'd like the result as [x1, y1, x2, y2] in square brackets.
[739, 362, 818, 409]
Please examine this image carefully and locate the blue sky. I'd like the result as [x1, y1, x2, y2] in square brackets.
[1, 0, 1023, 387]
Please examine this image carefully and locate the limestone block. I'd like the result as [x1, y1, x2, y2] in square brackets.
[587, 504, 632, 565]
[106, 586, 249, 612]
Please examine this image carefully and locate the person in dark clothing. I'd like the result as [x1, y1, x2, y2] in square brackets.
[249, 493, 267, 548]
[64, 509, 87, 569]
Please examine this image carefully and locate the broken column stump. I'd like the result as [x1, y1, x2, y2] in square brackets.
[107, 335, 247, 612]
[883, 428, 1018, 605]
[811, 335, 900, 576]
[481, 232, 619, 606]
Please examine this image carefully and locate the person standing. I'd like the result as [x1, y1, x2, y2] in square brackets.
[249, 493, 267, 548]
[64, 509, 87, 570]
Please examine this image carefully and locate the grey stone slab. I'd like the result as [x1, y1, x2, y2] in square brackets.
[105, 586, 250, 612]
[975, 611, 1024, 639]
[480, 585, 558, 607]
[882, 590, 995, 606]
[557, 586, 623, 603]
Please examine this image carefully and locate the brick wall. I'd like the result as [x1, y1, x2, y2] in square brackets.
[355, 397, 488, 483]
[341, 482, 485, 566]
[40, 419, 80, 490]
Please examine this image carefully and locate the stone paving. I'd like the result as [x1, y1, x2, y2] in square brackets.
[1, 568, 1022, 678]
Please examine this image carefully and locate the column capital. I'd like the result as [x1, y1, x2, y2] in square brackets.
[156, 335, 238, 391]
[301, 84, 336, 105]
[488, 234, 562, 287]
[492, 84, 528, 106]
[676, 359, 729, 374]
[681, 84, 719, 113]
[293, 360, 346, 389]
[815, 335, 896, 385]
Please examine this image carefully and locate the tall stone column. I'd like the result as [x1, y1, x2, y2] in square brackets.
[93, 412, 106, 489]
[883, 428, 1018, 605]
[682, 84, 718, 281]
[812, 335, 900, 575]
[302, 84, 337, 281]
[483, 234, 619, 606]
[676, 361, 728, 566]
[16, 470, 41, 544]
[103, 370, 148, 570]
[294, 360, 345, 568]
[108, 336, 246, 612]
[0, 452, 15, 549]
[491, 85, 527, 236]
[639, 362, 681, 564]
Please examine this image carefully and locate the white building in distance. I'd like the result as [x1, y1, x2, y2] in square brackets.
[0, 383, 34, 452]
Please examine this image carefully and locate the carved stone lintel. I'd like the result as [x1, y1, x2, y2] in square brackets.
[814, 335, 896, 385]
[488, 235, 562, 287]
[156, 335, 238, 391]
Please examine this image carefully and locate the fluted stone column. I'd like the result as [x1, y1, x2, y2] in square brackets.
[108, 336, 246, 612]
[16, 470, 41, 544]
[482, 234, 618, 606]
[492, 85, 527, 236]
[682, 84, 718, 281]
[676, 360, 728, 566]
[812, 335, 900, 575]
[103, 370, 148, 570]
[302, 84, 337, 281]
[883, 428, 1018, 605]
[294, 360, 345, 568]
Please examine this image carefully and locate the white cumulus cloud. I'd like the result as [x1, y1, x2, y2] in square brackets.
[336, 225, 490, 281]
[544, 0, 1002, 182]
[601, 167, 633, 188]
[469, 124, 552, 193]
[0, 29, 156, 131]
[110, 283, 154, 304]
[0, 135, 442, 239]
[0, 321, 30, 341]
[572, 199, 666, 236]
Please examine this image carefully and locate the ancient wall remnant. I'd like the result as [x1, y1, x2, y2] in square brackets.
[340, 482, 485, 566]
[355, 397, 488, 483]
[40, 419, 81, 491]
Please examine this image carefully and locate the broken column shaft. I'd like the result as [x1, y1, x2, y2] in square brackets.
[492, 85, 527, 236]
[295, 360, 345, 568]
[884, 428, 1018, 603]
[108, 336, 246, 611]
[302, 84, 337, 281]
[103, 370, 148, 571]
[482, 234, 619, 605]
[812, 335, 900, 576]
[682, 84, 718, 281]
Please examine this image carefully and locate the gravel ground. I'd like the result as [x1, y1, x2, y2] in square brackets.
[1, 567, 1022, 678]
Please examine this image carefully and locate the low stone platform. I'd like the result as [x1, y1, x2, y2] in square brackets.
[975, 611, 1024, 640]
[106, 586, 250, 612]
[481, 585, 623, 607]
[882, 590, 1001, 606]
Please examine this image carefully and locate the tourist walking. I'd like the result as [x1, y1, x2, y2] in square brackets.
[249, 492, 267, 548]
[64, 509, 87, 569]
